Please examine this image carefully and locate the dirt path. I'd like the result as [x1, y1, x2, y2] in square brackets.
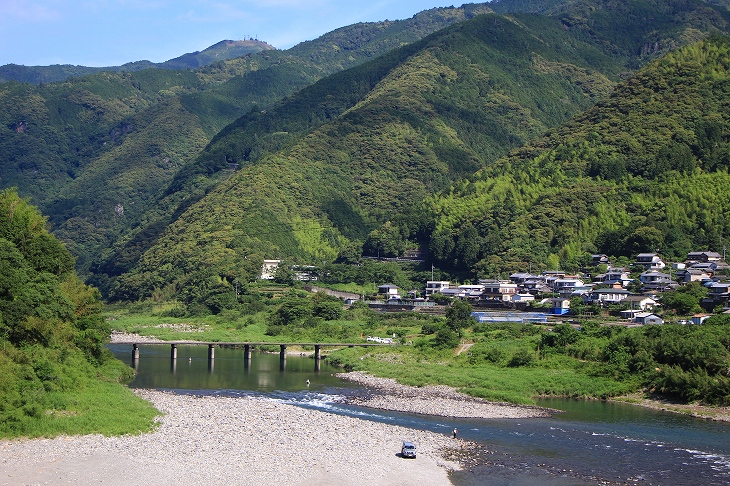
[456, 343, 473, 355]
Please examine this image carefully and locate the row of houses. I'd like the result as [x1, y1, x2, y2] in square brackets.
[262, 250, 729, 320]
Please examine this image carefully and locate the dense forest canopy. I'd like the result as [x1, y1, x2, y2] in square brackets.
[425, 35, 730, 277]
[0, 4, 492, 287]
[111, 2, 730, 303]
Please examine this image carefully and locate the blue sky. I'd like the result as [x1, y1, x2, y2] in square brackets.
[1, 1, 468, 67]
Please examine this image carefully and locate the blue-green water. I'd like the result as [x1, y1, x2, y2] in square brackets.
[110, 344, 730, 485]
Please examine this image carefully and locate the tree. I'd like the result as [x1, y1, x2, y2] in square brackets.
[445, 299, 476, 337]
[661, 291, 702, 315]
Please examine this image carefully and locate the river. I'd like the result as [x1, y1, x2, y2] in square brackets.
[109, 344, 730, 485]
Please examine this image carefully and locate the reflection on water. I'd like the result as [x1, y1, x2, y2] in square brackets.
[109, 343, 730, 485]
[108, 343, 357, 393]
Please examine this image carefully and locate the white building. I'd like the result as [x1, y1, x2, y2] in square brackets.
[425, 280, 451, 296]
[261, 259, 280, 280]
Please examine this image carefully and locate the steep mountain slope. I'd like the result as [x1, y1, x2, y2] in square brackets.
[0, 4, 493, 279]
[106, 1, 727, 298]
[0, 40, 275, 85]
[425, 35, 730, 277]
[110, 5, 728, 302]
[99, 0, 727, 296]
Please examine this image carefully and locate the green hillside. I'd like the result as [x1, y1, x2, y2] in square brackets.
[426, 35, 730, 277]
[2, 0, 729, 303]
[109, 5, 727, 303]
[0, 4, 491, 283]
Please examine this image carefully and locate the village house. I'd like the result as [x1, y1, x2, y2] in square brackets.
[691, 314, 713, 325]
[679, 268, 712, 284]
[687, 261, 717, 276]
[509, 272, 533, 286]
[593, 269, 632, 288]
[425, 280, 451, 296]
[549, 297, 571, 315]
[458, 284, 486, 300]
[633, 253, 666, 271]
[622, 295, 658, 311]
[583, 288, 633, 307]
[522, 275, 552, 295]
[687, 251, 723, 263]
[440, 287, 469, 299]
[707, 282, 730, 304]
[591, 254, 610, 266]
[377, 284, 400, 299]
[553, 278, 591, 297]
[639, 271, 677, 292]
[479, 280, 518, 302]
[634, 312, 664, 325]
[542, 270, 569, 290]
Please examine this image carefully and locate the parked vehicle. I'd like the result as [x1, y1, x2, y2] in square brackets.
[401, 441, 416, 458]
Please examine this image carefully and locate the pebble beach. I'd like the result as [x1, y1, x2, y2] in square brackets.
[1, 390, 461, 486]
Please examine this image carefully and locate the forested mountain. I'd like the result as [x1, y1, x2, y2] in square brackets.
[0, 4, 491, 279]
[426, 35, 730, 277]
[2, 0, 730, 303]
[109, 1, 730, 303]
[0, 40, 275, 85]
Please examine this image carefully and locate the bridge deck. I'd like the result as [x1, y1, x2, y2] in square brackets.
[113, 341, 390, 346]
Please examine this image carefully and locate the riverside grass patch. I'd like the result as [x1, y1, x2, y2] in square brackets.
[0, 352, 159, 439]
[327, 345, 637, 404]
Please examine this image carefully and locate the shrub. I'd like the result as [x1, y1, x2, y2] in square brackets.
[508, 348, 535, 367]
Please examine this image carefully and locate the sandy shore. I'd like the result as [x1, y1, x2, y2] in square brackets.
[0, 390, 464, 486]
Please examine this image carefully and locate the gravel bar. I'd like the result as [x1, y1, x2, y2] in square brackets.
[337, 371, 555, 419]
[0, 390, 462, 486]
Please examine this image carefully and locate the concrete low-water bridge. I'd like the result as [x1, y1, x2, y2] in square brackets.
[116, 341, 389, 371]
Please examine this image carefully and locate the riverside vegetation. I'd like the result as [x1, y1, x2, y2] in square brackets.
[3, 189, 730, 440]
[107, 284, 730, 407]
[0, 189, 158, 438]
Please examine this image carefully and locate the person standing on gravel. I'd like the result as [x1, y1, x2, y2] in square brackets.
[452, 428, 458, 439]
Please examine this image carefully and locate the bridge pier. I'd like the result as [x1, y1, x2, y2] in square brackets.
[314, 345, 321, 372]
[280, 344, 287, 370]
[208, 344, 215, 373]
[244, 344, 252, 369]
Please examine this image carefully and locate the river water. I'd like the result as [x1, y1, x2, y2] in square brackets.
[109, 344, 730, 485]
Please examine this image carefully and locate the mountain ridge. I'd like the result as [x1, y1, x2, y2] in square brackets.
[0, 40, 275, 84]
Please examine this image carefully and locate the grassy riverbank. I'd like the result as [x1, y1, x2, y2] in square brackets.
[104, 305, 639, 405]
[0, 349, 159, 438]
[103, 298, 730, 413]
